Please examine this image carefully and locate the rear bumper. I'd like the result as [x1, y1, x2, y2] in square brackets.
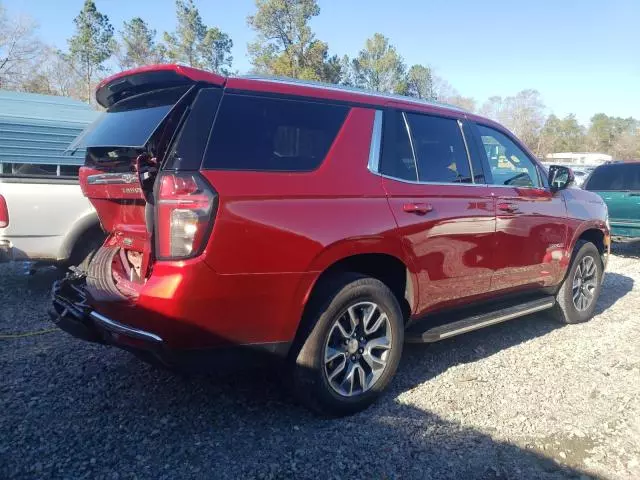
[49, 273, 291, 370]
[50, 274, 163, 346]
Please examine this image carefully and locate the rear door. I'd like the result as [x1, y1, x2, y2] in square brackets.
[379, 110, 496, 316]
[471, 123, 568, 292]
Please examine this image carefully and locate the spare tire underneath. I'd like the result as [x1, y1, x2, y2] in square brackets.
[86, 246, 129, 302]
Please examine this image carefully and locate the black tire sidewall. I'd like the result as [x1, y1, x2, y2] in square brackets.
[292, 275, 404, 416]
[556, 242, 603, 324]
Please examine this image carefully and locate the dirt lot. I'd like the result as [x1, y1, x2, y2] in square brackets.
[1, 245, 639, 479]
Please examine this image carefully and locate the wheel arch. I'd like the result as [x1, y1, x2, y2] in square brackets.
[559, 223, 608, 283]
[57, 211, 104, 262]
[287, 248, 417, 360]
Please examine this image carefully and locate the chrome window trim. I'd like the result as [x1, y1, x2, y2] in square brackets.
[367, 110, 383, 173]
[483, 184, 548, 190]
[458, 119, 475, 182]
[401, 112, 419, 181]
[369, 170, 489, 187]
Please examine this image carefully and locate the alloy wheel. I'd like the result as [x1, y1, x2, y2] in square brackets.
[323, 301, 392, 397]
[572, 255, 598, 311]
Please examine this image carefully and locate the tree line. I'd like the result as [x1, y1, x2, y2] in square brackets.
[1, 0, 638, 160]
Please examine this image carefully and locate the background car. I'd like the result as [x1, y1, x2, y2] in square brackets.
[0, 90, 103, 269]
[583, 162, 640, 241]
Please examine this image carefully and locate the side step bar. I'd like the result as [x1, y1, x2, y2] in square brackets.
[405, 296, 555, 343]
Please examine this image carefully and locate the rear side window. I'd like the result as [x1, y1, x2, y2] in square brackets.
[406, 113, 472, 183]
[203, 95, 348, 171]
[163, 88, 222, 170]
[379, 110, 418, 181]
[585, 165, 640, 191]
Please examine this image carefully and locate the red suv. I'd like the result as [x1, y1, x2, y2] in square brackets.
[51, 65, 610, 415]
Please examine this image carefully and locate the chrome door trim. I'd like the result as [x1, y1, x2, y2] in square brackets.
[401, 112, 420, 181]
[367, 110, 383, 173]
[458, 119, 475, 182]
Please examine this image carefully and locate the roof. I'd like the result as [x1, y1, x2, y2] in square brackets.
[0, 90, 99, 167]
[94, 64, 471, 117]
[237, 75, 469, 113]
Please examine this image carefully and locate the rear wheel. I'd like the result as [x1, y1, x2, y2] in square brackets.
[553, 240, 603, 324]
[290, 273, 404, 416]
[59, 230, 104, 273]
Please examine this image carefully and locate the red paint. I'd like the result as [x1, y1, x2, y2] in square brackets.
[78, 65, 610, 352]
[97, 63, 225, 92]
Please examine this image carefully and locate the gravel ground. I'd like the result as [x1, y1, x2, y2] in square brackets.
[1, 245, 639, 479]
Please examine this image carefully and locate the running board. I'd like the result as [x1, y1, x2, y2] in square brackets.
[405, 296, 555, 343]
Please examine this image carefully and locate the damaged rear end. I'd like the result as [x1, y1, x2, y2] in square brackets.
[50, 65, 224, 356]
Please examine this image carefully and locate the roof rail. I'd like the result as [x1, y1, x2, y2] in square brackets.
[236, 74, 468, 113]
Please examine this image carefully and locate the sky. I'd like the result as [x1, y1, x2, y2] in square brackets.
[4, 0, 639, 124]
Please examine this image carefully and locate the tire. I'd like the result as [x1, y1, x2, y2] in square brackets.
[85, 246, 126, 301]
[553, 240, 603, 324]
[70, 231, 105, 271]
[290, 273, 404, 416]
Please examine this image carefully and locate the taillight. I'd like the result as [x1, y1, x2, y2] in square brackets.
[156, 172, 216, 259]
[0, 195, 8, 228]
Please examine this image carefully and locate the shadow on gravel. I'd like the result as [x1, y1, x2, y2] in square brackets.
[611, 240, 640, 258]
[595, 272, 634, 314]
[2, 308, 598, 478]
[0, 266, 611, 478]
[1, 342, 597, 480]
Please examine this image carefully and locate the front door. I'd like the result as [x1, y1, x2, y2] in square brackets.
[379, 110, 496, 316]
[471, 123, 568, 292]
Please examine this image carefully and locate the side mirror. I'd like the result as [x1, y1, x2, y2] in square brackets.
[548, 165, 574, 191]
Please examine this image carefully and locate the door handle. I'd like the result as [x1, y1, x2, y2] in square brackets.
[628, 192, 640, 197]
[497, 202, 519, 213]
[403, 202, 433, 215]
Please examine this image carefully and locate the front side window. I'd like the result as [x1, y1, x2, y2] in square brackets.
[406, 113, 472, 183]
[203, 95, 348, 171]
[477, 124, 541, 188]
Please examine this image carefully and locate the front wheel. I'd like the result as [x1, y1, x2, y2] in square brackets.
[553, 240, 603, 324]
[290, 274, 404, 416]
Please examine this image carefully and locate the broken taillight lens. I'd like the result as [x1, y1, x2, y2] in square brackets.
[155, 173, 216, 259]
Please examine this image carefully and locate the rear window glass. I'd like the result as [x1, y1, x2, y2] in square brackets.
[203, 95, 348, 171]
[67, 86, 189, 151]
[585, 164, 640, 191]
[406, 113, 472, 183]
[380, 110, 418, 181]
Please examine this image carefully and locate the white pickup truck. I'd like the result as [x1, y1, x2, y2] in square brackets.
[0, 90, 103, 268]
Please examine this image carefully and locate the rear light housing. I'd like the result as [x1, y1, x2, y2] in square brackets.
[155, 172, 217, 260]
[0, 195, 8, 228]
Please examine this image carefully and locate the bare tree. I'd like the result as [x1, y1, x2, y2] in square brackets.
[0, 4, 41, 89]
[18, 47, 84, 98]
[431, 75, 476, 112]
[480, 90, 545, 150]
